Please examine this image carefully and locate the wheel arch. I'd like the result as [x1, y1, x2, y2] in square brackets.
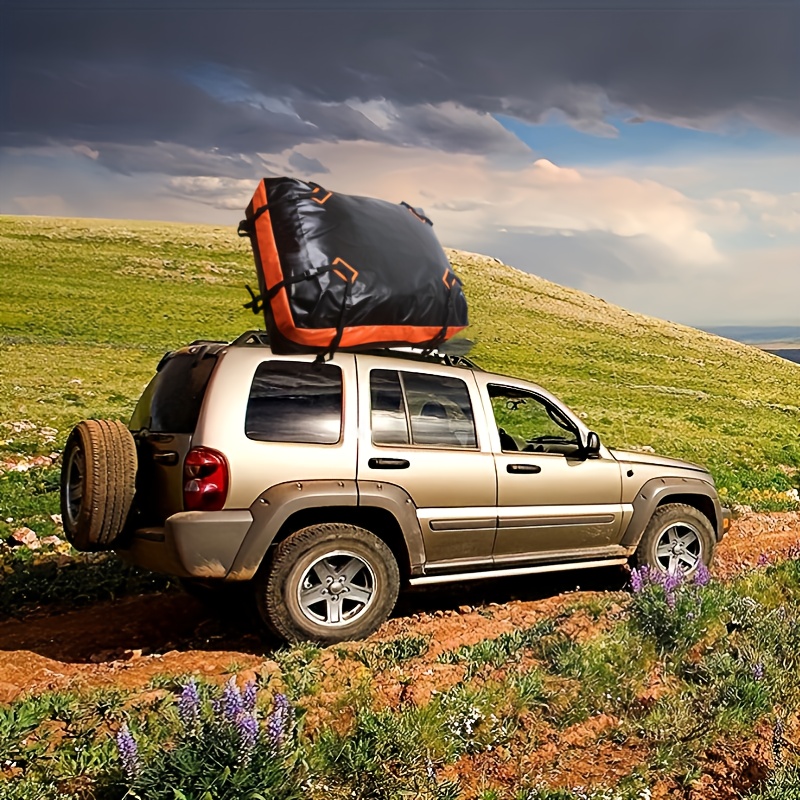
[621, 477, 724, 548]
[226, 479, 423, 581]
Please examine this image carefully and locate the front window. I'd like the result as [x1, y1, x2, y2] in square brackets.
[488, 384, 580, 455]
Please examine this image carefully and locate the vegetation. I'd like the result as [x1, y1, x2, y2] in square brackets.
[3, 561, 800, 796]
[3, 214, 800, 794]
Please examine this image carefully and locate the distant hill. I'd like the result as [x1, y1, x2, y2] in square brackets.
[2, 215, 800, 509]
[704, 325, 800, 346]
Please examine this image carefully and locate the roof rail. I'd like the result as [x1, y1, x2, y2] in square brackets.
[231, 330, 271, 346]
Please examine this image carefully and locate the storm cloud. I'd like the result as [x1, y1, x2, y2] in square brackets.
[4, 3, 798, 164]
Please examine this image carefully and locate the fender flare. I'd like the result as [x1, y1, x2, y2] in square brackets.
[620, 476, 724, 548]
[225, 479, 425, 580]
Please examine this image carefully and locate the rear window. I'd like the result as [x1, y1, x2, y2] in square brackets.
[246, 361, 343, 445]
[130, 350, 218, 433]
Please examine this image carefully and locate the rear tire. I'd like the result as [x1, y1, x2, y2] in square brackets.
[257, 522, 400, 644]
[60, 419, 137, 551]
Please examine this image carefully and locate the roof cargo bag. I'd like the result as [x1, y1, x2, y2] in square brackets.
[238, 177, 468, 355]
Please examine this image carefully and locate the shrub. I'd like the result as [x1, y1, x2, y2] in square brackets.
[114, 677, 303, 800]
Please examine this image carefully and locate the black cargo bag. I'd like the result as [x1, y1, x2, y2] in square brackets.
[238, 177, 468, 354]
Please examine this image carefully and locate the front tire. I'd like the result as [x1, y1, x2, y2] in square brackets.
[634, 502, 715, 577]
[257, 523, 400, 644]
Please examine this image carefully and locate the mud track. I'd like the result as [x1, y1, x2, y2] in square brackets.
[1, 511, 799, 702]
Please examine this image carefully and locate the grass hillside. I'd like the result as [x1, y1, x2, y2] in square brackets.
[5, 214, 800, 799]
[2, 214, 799, 511]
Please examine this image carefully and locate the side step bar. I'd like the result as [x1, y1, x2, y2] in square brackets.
[408, 557, 629, 587]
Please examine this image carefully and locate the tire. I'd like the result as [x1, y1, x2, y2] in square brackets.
[633, 502, 715, 577]
[60, 419, 137, 551]
[257, 523, 400, 644]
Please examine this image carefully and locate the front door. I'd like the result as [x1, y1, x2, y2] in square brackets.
[483, 382, 624, 562]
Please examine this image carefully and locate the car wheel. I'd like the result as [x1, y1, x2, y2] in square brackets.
[634, 502, 715, 577]
[257, 522, 400, 644]
[60, 419, 137, 551]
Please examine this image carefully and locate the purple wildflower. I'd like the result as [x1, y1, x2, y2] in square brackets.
[267, 693, 292, 750]
[663, 570, 683, 594]
[693, 562, 711, 587]
[757, 553, 770, 568]
[236, 710, 259, 752]
[242, 680, 258, 714]
[630, 567, 645, 594]
[116, 722, 140, 780]
[222, 677, 243, 721]
[178, 678, 201, 729]
[752, 662, 765, 681]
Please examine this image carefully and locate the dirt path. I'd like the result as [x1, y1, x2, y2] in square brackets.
[1, 511, 799, 703]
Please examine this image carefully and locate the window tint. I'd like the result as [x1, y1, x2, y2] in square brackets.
[131, 350, 219, 433]
[371, 370, 410, 445]
[370, 370, 477, 449]
[246, 362, 342, 444]
[488, 385, 579, 455]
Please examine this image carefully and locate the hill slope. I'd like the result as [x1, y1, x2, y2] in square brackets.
[1, 214, 799, 509]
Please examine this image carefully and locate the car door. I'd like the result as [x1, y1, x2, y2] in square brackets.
[476, 377, 625, 562]
[356, 355, 498, 571]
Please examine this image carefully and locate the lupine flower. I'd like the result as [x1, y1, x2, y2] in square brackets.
[757, 553, 770, 567]
[236, 710, 259, 752]
[116, 722, 140, 780]
[752, 662, 765, 681]
[242, 680, 258, 714]
[693, 562, 711, 587]
[222, 677, 244, 721]
[630, 567, 645, 594]
[267, 693, 292, 749]
[178, 678, 201, 729]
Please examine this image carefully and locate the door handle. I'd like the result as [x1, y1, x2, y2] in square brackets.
[368, 458, 410, 469]
[507, 463, 541, 474]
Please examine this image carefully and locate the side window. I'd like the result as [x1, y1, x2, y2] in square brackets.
[370, 369, 477, 449]
[246, 361, 342, 445]
[371, 370, 410, 445]
[488, 384, 580, 455]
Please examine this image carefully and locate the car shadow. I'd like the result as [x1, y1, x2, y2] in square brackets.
[0, 564, 630, 666]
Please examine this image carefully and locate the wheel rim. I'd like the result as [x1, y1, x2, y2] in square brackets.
[64, 446, 86, 530]
[655, 521, 702, 574]
[296, 550, 376, 627]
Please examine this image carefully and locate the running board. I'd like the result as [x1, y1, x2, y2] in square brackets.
[408, 557, 629, 587]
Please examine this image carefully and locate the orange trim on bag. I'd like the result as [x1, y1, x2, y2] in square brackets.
[332, 257, 358, 282]
[312, 190, 332, 205]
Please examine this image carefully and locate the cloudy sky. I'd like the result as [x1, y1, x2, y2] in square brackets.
[2, 0, 798, 326]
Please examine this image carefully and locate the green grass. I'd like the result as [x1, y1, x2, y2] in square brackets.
[2, 214, 800, 513]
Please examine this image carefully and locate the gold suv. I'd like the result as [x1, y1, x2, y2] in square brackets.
[60, 332, 730, 643]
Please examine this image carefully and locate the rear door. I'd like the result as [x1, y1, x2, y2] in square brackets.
[356, 356, 497, 571]
[129, 344, 222, 524]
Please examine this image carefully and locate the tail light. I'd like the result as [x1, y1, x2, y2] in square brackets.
[183, 447, 229, 511]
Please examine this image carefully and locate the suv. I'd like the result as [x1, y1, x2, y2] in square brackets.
[61, 332, 730, 643]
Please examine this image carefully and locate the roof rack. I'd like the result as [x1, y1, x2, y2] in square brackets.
[228, 330, 482, 371]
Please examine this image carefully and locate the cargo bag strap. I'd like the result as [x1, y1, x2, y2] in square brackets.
[243, 265, 345, 316]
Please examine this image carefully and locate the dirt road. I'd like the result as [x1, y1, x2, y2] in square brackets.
[1, 511, 798, 703]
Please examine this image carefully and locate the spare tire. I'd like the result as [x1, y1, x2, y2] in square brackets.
[60, 419, 137, 551]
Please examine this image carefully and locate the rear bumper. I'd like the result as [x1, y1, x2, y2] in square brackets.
[120, 510, 253, 579]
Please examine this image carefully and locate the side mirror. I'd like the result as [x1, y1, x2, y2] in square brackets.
[584, 431, 601, 457]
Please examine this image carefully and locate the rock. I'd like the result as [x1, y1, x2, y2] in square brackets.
[458, 605, 472, 614]
[0, 681, 21, 704]
[9, 527, 40, 550]
[49, 514, 63, 527]
[40, 535, 62, 547]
